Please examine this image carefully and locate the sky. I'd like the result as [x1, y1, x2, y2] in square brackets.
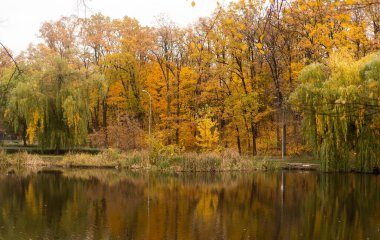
[0, 0, 233, 54]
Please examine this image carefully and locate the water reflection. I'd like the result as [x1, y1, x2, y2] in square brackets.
[0, 170, 379, 240]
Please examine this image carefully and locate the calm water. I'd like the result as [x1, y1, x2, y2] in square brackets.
[0, 169, 379, 240]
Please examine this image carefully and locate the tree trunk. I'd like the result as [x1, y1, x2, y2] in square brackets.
[22, 125, 27, 147]
[242, 115, 251, 151]
[282, 108, 287, 158]
[166, 69, 171, 144]
[293, 113, 298, 145]
[236, 126, 242, 155]
[251, 121, 257, 156]
[93, 98, 100, 131]
[55, 140, 61, 155]
[176, 72, 180, 145]
[276, 110, 281, 151]
[102, 99, 108, 147]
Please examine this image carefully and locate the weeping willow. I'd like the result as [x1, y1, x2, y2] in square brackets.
[6, 56, 89, 151]
[290, 52, 380, 172]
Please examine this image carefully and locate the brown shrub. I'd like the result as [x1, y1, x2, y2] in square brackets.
[88, 118, 147, 150]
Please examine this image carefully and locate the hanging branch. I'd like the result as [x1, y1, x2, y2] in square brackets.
[0, 42, 23, 99]
[0, 42, 20, 72]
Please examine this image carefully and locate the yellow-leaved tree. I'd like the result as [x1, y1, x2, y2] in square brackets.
[196, 113, 219, 152]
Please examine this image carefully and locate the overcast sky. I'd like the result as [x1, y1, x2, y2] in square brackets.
[0, 0, 233, 54]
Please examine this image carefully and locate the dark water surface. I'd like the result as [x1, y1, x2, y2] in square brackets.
[0, 169, 379, 240]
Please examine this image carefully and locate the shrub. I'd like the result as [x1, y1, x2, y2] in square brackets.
[1, 151, 45, 166]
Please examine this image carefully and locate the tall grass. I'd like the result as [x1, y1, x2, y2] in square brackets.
[0, 150, 47, 166]
[150, 149, 281, 172]
[61, 149, 150, 169]
[0, 148, 291, 171]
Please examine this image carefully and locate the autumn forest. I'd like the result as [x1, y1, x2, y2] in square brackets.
[1, 0, 380, 172]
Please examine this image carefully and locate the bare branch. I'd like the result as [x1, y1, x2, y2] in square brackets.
[0, 41, 23, 99]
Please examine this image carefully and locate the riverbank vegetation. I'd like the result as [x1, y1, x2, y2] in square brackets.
[0, 0, 379, 172]
[0, 149, 318, 172]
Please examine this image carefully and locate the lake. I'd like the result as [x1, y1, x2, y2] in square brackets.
[0, 169, 379, 240]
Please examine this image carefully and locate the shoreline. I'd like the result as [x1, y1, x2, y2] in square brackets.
[0, 150, 319, 172]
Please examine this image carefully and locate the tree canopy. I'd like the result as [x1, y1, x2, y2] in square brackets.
[291, 52, 380, 172]
[0, 0, 379, 167]
[5, 54, 89, 150]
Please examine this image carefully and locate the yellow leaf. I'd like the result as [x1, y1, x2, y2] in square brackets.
[256, 43, 263, 49]
[369, 81, 377, 89]
[191, 1, 196, 7]
[259, 50, 265, 54]
[226, 19, 234, 25]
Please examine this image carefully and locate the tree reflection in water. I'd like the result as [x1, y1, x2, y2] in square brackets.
[0, 170, 379, 240]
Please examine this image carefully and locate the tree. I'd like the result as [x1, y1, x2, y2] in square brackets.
[39, 16, 80, 58]
[6, 52, 89, 151]
[3, 0, 380, 158]
[196, 112, 219, 151]
[290, 51, 380, 172]
[151, 17, 189, 145]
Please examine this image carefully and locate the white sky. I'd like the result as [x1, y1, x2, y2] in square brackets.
[0, 0, 234, 54]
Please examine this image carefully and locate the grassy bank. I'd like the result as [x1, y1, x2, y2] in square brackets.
[0, 149, 318, 172]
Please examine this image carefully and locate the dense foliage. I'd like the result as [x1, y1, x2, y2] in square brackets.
[5, 56, 89, 150]
[291, 52, 380, 172]
[0, 0, 379, 164]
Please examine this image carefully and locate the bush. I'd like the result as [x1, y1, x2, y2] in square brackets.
[88, 120, 146, 151]
[148, 137, 182, 165]
[176, 152, 222, 172]
[197, 153, 222, 171]
[220, 149, 243, 170]
[122, 151, 149, 169]
[0, 151, 46, 166]
[62, 149, 123, 168]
